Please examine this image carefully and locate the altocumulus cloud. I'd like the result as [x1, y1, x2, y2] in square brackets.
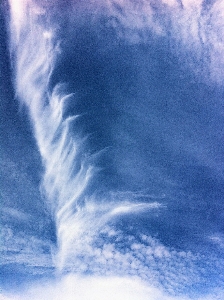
[52, 224, 224, 296]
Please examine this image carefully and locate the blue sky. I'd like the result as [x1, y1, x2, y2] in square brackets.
[1, 0, 224, 299]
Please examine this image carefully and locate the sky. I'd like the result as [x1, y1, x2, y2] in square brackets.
[1, 0, 224, 299]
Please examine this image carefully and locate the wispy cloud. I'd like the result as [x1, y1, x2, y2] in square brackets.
[209, 233, 224, 249]
[69, 0, 224, 84]
[8, 0, 169, 272]
[1, 225, 53, 269]
[2, 207, 30, 222]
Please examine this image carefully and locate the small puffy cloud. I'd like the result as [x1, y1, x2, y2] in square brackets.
[52, 223, 224, 297]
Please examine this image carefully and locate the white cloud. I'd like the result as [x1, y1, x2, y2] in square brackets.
[209, 233, 224, 249]
[1, 226, 53, 269]
[82, 0, 224, 84]
[110, 202, 162, 215]
[52, 224, 210, 296]
[1, 275, 224, 300]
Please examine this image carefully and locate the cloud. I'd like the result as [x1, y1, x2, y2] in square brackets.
[2, 207, 30, 222]
[110, 201, 162, 215]
[9, 0, 46, 43]
[0, 276, 173, 300]
[1, 225, 53, 269]
[1, 274, 224, 300]
[52, 223, 224, 297]
[70, 0, 224, 84]
[209, 233, 224, 249]
[55, 197, 164, 271]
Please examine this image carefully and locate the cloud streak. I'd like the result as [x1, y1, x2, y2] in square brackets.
[8, 0, 166, 272]
[8, 0, 98, 271]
